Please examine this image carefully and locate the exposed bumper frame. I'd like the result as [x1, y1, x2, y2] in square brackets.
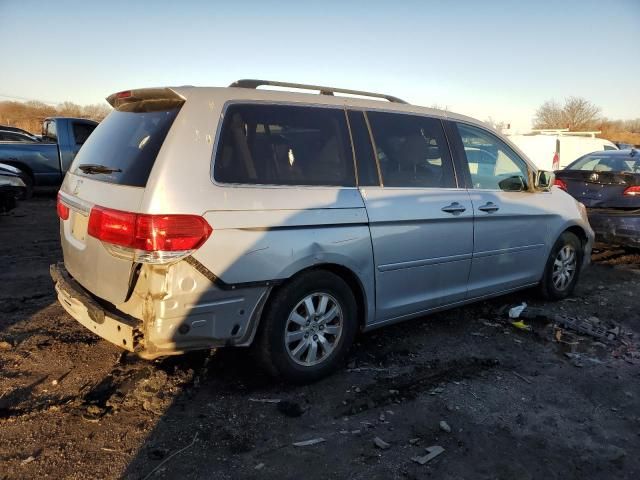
[50, 263, 142, 352]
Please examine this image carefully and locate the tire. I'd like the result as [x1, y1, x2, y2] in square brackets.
[254, 270, 358, 384]
[539, 232, 583, 300]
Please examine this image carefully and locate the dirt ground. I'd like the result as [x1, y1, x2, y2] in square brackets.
[1, 196, 639, 480]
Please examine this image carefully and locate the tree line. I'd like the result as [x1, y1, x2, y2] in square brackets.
[0, 100, 111, 134]
[2, 96, 638, 146]
[533, 97, 640, 145]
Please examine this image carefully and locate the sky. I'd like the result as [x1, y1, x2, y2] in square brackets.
[1, 0, 639, 131]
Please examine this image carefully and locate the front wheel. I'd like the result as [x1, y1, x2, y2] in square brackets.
[254, 270, 357, 383]
[539, 232, 583, 300]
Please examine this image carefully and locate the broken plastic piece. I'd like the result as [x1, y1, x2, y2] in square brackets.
[293, 438, 326, 447]
[412, 445, 445, 465]
[511, 320, 532, 331]
[373, 437, 390, 449]
[509, 302, 527, 319]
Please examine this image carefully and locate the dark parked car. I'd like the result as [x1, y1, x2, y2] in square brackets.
[0, 124, 40, 141]
[0, 162, 26, 212]
[0, 129, 39, 142]
[0, 117, 98, 193]
[555, 149, 640, 247]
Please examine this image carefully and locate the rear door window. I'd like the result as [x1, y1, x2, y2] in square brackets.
[214, 104, 355, 186]
[366, 111, 456, 188]
[70, 107, 180, 187]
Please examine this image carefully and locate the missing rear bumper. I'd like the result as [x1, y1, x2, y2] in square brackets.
[50, 263, 143, 352]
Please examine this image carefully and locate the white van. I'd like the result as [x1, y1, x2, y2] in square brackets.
[507, 130, 617, 171]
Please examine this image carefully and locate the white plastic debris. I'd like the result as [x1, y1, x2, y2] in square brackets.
[439, 421, 451, 433]
[509, 302, 527, 319]
[412, 445, 445, 465]
[373, 436, 391, 449]
[293, 438, 326, 447]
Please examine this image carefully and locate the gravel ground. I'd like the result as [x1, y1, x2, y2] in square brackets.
[1, 196, 639, 480]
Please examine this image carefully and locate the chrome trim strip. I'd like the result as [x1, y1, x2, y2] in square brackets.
[378, 253, 472, 272]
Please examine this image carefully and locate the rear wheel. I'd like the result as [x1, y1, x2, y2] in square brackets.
[539, 232, 583, 300]
[255, 270, 357, 383]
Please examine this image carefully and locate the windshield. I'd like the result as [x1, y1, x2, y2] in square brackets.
[70, 107, 180, 187]
[568, 153, 640, 173]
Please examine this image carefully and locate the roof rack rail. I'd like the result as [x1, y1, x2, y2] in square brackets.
[228, 79, 408, 104]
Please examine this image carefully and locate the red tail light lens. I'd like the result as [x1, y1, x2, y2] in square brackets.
[57, 194, 70, 220]
[553, 178, 568, 191]
[88, 206, 212, 252]
[623, 186, 640, 196]
[552, 152, 560, 170]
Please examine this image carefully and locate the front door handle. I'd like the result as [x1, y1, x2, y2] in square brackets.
[478, 202, 500, 213]
[441, 202, 466, 215]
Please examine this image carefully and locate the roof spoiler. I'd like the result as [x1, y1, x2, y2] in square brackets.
[229, 79, 409, 104]
[106, 88, 185, 111]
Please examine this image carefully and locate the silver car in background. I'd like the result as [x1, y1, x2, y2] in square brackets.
[51, 80, 593, 382]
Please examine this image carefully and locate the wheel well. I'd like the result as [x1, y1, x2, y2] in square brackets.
[565, 225, 588, 249]
[275, 264, 368, 331]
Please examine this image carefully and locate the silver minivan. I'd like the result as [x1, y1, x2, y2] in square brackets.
[51, 80, 594, 382]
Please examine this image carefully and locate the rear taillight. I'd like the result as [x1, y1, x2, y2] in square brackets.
[87, 206, 212, 263]
[552, 152, 560, 170]
[57, 194, 69, 220]
[554, 178, 568, 191]
[623, 186, 640, 196]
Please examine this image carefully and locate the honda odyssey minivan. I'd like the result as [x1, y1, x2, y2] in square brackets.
[51, 80, 594, 382]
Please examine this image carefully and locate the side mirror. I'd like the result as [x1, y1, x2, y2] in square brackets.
[498, 175, 526, 192]
[535, 170, 555, 190]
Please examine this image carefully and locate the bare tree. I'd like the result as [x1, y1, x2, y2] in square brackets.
[533, 97, 601, 131]
[562, 97, 601, 131]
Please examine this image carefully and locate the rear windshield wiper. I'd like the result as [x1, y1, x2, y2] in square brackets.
[78, 164, 122, 175]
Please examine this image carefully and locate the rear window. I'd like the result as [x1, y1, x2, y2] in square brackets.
[569, 154, 640, 173]
[71, 107, 180, 187]
[213, 104, 355, 186]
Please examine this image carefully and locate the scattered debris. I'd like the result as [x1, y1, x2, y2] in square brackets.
[249, 398, 281, 403]
[513, 372, 533, 384]
[509, 303, 527, 319]
[379, 412, 386, 422]
[412, 445, 445, 465]
[21, 456, 35, 465]
[409, 438, 420, 445]
[482, 321, 502, 328]
[141, 433, 199, 480]
[373, 436, 390, 450]
[293, 438, 326, 447]
[511, 320, 532, 331]
[439, 421, 451, 433]
[255, 463, 265, 470]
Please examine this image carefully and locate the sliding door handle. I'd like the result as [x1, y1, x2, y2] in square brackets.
[478, 202, 500, 213]
[441, 202, 466, 215]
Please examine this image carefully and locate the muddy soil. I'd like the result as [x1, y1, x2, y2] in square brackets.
[1, 196, 639, 480]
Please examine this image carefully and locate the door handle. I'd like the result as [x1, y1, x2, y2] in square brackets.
[441, 202, 466, 215]
[478, 202, 500, 213]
